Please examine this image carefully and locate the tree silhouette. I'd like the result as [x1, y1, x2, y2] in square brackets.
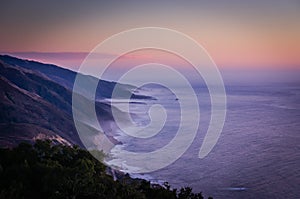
[0, 140, 212, 199]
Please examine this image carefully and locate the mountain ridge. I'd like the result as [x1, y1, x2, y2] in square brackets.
[0, 55, 137, 148]
[0, 54, 154, 100]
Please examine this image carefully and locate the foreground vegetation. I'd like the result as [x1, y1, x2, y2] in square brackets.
[0, 140, 212, 199]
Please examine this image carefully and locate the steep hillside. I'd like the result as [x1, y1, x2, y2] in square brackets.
[0, 57, 128, 147]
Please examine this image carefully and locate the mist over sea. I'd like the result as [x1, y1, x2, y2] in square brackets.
[106, 74, 300, 199]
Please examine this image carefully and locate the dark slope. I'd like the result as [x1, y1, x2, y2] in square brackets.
[0, 59, 125, 147]
[0, 71, 78, 146]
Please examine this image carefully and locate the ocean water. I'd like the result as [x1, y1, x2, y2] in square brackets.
[106, 82, 300, 199]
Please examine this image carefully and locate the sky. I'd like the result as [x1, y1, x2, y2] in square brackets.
[0, 0, 300, 73]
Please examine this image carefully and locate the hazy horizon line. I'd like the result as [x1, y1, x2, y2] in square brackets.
[1, 51, 300, 70]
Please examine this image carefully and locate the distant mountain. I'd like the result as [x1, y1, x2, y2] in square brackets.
[0, 55, 144, 147]
[0, 55, 153, 100]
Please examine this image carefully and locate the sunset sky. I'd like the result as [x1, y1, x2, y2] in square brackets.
[1, 0, 300, 71]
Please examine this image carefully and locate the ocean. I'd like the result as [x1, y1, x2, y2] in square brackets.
[105, 81, 300, 198]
